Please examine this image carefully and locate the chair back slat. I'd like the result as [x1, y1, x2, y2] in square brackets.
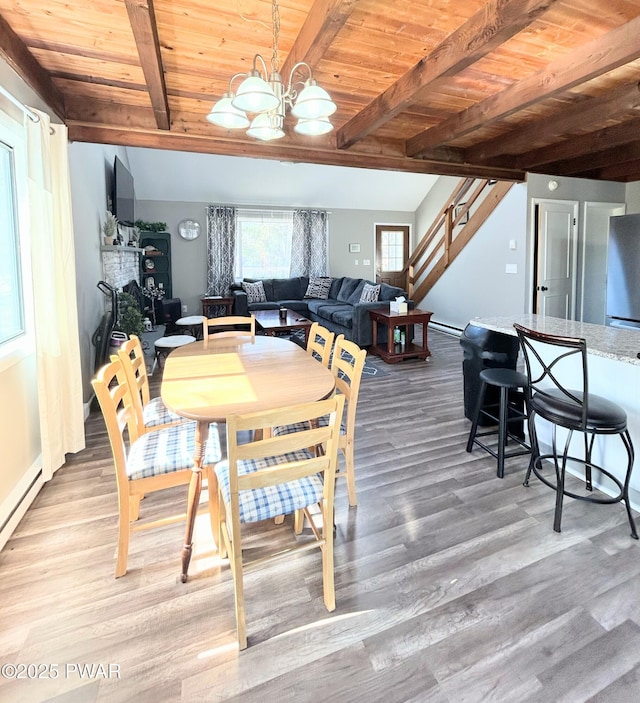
[307, 322, 335, 367]
[92, 359, 138, 487]
[226, 396, 344, 499]
[115, 335, 149, 434]
[203, 315, 255, 345]
[331, 335, 367, 428]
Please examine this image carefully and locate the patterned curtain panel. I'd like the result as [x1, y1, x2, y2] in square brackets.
[206, 205, 236, 295]
[290, 209, 328, 277]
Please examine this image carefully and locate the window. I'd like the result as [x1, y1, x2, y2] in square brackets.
[0, 139, 24, 346]
[376, 224, 409, 273]
[235, 209, 293, 279]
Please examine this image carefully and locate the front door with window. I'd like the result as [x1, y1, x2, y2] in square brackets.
[375, 224, 409, 290]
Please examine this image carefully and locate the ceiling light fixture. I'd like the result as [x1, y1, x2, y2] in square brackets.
[206, 0, 337, 141]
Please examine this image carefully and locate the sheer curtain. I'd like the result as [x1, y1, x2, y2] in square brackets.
[290, 209, 328, 277]
[27, 109, 85, 480]
[206, 205, 236, 295]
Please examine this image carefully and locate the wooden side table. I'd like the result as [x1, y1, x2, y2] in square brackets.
[201, 296, 234, 318]
[369, 308, 433, 363]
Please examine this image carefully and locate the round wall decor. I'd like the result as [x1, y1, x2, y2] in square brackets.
[178, 219, 201, 240]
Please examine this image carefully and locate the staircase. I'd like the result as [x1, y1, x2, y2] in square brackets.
[407, 178, 514, 303]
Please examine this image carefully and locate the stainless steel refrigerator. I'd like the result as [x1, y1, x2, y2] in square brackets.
[606, 214, 640, 331]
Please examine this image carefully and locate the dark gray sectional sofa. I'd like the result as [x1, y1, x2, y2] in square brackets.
[230, 276, 411, 347]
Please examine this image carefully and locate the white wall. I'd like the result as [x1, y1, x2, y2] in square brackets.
[626, 182, 640, 214]
[68, 142, 131, 401]
[414, 175, 459, 245]
[416, 181, 529, 332]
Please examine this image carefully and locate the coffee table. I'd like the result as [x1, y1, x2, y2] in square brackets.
[253, 308, 313, 345]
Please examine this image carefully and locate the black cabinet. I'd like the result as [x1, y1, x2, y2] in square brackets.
[140, 232, 172, 299]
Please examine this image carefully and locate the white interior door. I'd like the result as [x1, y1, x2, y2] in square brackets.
[535, 200, 578, 319]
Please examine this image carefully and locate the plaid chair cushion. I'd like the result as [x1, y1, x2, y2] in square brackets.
[272, 417, 346, 437]
[215, 449, 323, 523]
[143, 397, 185, 428]
[127, 423, 221, 480]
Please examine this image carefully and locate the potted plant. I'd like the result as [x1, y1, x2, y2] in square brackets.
[116, 291, 144, 338]
[102, 210, 118, 245]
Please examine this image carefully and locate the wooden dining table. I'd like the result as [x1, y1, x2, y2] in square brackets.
[161, 334, 336, 581]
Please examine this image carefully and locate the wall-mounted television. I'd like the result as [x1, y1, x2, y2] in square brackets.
[113, 156, 135, 226]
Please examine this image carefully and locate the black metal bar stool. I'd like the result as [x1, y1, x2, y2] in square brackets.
[466, 367, 530, 478]
[514, 323, 638, 539]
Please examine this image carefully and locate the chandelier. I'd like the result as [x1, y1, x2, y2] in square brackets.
[206, 0, 337, 141]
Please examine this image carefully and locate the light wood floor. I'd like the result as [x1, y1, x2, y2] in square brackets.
[3, 330, 640, 702]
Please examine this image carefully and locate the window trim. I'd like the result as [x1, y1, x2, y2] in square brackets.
[0, 111, 35, 372]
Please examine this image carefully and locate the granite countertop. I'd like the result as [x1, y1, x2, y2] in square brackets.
[471, 314, 640, 366]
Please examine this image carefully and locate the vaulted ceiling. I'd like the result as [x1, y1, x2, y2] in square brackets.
[1, 0, 640, 182]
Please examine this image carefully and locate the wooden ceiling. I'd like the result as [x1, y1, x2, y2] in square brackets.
[1, 0, 640, 182]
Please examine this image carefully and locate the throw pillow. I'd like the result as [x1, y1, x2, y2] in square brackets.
[304, 276, 333, 299]
[360, 283, 380, 303]
[242, 280, 267, 303]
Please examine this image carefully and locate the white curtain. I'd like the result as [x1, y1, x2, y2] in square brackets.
[27, 109, 85, 480]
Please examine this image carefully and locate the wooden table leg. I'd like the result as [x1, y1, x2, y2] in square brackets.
[422, 320, 431, 358]
[181, 420, 209, 583]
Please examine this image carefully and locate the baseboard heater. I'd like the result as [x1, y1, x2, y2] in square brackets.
[0, 468, 43, 550]
[429, 320, 463, 337]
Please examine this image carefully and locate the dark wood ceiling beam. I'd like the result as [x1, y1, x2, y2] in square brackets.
[406, 15, 640, 157]
[27, 38, 141, 66]
[553, 141, 640, 177]
[517, 116, 640, 173]
[280, 0, 357, 82]
[336, 0, 560, 150]
[578, 157, 640, 182]
[0, 13, 65, 118]
[66, 122, 525, 180]
[124, 0, 170, 130]
[466, 81, 640, 164]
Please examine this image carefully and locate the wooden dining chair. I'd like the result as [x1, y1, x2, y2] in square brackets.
[330, 336, 367, 506]
[307, 322, 335, 367]
[272, 335, 366, 507]
[116, 334, 186, 431]
[213, 394, 344, 650]
[203, 314, 255, 345]
[92, 359, 221, 577]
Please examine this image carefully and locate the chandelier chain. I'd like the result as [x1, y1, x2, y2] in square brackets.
[271, 0, 280, 73]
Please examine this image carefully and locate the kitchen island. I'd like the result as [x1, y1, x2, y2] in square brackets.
[470, 314, 640, 511]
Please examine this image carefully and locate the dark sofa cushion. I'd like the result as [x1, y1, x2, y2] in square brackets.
[330, 306, 354, 328]
[347, 280, 368, 305]
[247, 301, 279, 311]
[258, 278, 275, 301]
[271, 276, 308, 301]
[379, 282, 406, 301]
[329, 277, 344, 299]
[337, 277, 361, 302]
[306, 299, 339, 315]
[313, 303, 352, 325]
[278, 299, 308, 313]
